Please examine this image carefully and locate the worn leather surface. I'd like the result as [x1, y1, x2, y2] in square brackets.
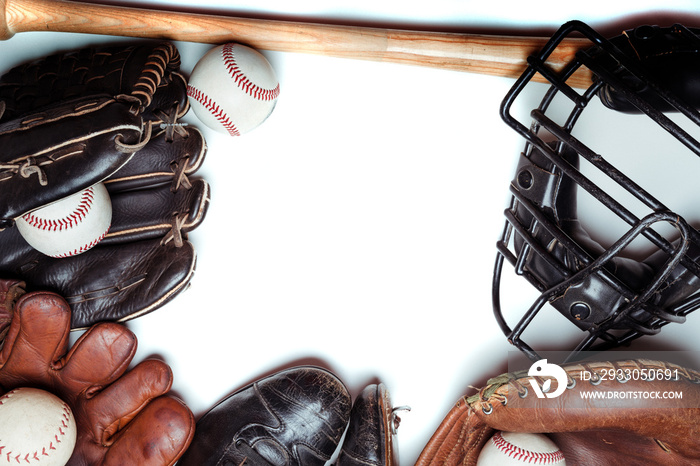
[336, 383, 398, 466]
[0, 42, 188, 123]
[0, 42, 210, 328]
[178, 366, 352, 466]
[0, 279, 195, 465]
[0, 42, 190, 222]
[416, 359, 700, 465]
[0, 96, 144, 223]
[0, 125, 209, 328]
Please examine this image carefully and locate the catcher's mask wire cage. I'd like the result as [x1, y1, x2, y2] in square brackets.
[494, 20, 700, 363]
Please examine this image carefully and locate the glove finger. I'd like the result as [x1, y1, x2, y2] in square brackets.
[82, 359, 171, 443]
[103, 395, 195, 466]
[79, 359, 173, 446]
[0, 291, 70, 389]
[102, 126, 210, 248]
[55, 322, 136, 398]
[105, 125, 207, 193]
[0, 42, 187, 123]
[103, 178, 210, 246]
[71, 359, 193, 466]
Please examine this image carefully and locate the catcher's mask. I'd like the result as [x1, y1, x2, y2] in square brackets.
[494, 20, 700, 362]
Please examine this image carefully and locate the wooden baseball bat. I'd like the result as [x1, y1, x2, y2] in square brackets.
[0, 0, 592, 87]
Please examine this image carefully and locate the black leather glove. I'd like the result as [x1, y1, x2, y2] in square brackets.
[0, 42, 210, 328]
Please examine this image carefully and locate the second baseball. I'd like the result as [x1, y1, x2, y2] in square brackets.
[187, 43, 280, 136]
[476, 431, 566, 465]
[0, 387, 77, 465]
[16, 182, 112, 258]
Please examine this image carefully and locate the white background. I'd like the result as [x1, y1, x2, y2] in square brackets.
[4, 1, 700, 464]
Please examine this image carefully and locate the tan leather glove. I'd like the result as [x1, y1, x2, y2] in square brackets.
[417, 359, 700, 465]
[0, 278, 194, 465]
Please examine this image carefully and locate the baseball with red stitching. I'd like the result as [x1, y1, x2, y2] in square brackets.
[187, 42, 280, 136]
[0, 387, 77, 465]
[15, 182, 112, 258]
[476, 431, 566, 465]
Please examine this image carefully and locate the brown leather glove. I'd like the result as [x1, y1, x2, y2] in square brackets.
[416, 359, 700, 466]
[0, 278, 194, 465]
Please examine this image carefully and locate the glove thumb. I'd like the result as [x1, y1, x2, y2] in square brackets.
[0, 288, 71, 390]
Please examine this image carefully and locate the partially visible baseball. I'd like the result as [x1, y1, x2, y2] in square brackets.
[16, 182, 112, 258]
[476, 431, 566, 465]
[187, 42, 280, 136]
[0, 387, 77, 465]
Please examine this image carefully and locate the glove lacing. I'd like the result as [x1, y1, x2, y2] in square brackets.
[161, 213, 188, 248]
[114, 119, 153, 153]
[154, 105, 189, 143]
[0, 157, 49, 187]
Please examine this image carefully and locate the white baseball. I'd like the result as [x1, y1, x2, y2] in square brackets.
[187, 42, 280, 136]
[0, 387, 77, 465]
[16, 182, 112, 258]
[476, 431, 566, 465]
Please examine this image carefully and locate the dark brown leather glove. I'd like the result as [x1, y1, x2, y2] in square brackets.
[416, 359, 700, 466]
[0, 43, 209, 329]
[0, 278, 194, 465]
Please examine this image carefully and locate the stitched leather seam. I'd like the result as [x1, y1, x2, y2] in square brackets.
[52, 225, 110, 259]
[491, 432, 564, 464]
[0, 389, 72, 463]
[187, 85, 240, 136]
[0, 146, 85, 184]
[221, 43, 280, 101]
[10, 99, 116, 132]
[22, 187, 95, 232]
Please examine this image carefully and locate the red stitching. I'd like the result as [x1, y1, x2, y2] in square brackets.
[22, 187, 95, 232]
[187, 85, 241, 136]
[0, 389, 17, 405]
[0, 394, 71, 463]
[491, 432, 564, 464]
[51, 224, 110, 259]
[221, 43, 280, 101]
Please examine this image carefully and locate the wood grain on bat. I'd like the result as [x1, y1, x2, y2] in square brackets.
[0, 0, 592, 86]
